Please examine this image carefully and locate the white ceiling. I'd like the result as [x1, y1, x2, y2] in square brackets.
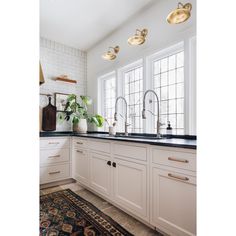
[40, 0, 154, 51]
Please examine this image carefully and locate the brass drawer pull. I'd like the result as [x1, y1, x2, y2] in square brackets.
[49, 171, 60, 175]
[168, 173, 189, 181]
[168, 157, 189, 163]
[77, 150, 84, 154]
[48, 155, 60, 158]
[48, 142, 60, 144]
[76, 142, 83, 145]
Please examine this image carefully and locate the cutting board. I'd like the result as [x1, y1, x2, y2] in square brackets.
[42, 96, 57, 131]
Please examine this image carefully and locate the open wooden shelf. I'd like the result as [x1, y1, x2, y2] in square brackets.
[55, 77, 77, 84]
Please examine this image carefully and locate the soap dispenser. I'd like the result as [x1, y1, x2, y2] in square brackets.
[166, 121, 172, 135]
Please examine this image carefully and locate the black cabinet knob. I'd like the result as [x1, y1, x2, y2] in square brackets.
[107, 161, 111, 166]
[112, 162, 116, 168]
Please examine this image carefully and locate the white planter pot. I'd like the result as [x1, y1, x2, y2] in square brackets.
[76, 118, 87, 133]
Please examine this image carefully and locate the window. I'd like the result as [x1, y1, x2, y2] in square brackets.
[98, 40, 196, 135]
[100, 73, 116, 131]
[123, 62, 143, 133]
[119, 60, 144, 133]
[152, 50, 184, 134]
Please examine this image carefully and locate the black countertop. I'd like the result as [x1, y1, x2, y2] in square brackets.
[40, 131, 196, 149]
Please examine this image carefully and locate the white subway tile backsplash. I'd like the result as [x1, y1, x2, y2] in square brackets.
[40, 37, 87, 131]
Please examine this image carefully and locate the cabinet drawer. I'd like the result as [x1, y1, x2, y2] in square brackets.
[113, 143, 147, 161]
[73, 138, 88, 149]
[89, 140, 110, 153]
[152, 148, 196, 172]
[40, 138, 70, 149]
[152, 167, 196, 236]
[40, 148, 70, 166]
[40, 164, 70, 184]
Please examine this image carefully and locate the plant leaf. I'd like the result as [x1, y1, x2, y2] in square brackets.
[80, 95, 92, 106]
[67, 94, 76, 102]
[88, 114, 104, 127]
[95, 114, 104, 127]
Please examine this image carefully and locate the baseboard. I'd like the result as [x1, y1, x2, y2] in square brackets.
[40, 178, 75, 189]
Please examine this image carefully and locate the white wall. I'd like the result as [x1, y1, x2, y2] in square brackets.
[87, 0, 196, 115]
[40, 37, 87, 131]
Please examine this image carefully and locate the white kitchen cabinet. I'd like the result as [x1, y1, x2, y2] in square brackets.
[72, 148, 90, 186]
[113, 157, 148, 220]
[40, 163, 70, 184]
[40, 137, 71, 185]
[90, 152, 111, 198]
[40, 148, 70, 166]
[151, 165, 196, 236]
[113, 142, 147, 161]
[89, 140, 111, 154]
[40, 135, 197, 236]
[40, 137, 70, 149]
[152, 148, 196, 172]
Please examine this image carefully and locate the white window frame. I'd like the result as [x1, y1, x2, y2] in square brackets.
[97, 38, 196, 135]
[186, 36, 196, 135]
[97, 71, 116, 131]
[117, 59, 144, 133]
[146, 42, 185, 134]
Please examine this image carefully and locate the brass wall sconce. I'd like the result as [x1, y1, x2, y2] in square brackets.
[128, 29, 148, 46]
[167, 2, 192, 24]
[102, 46, 120, 60]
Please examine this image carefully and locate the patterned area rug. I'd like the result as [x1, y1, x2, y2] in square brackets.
[40, 189, 134, 236]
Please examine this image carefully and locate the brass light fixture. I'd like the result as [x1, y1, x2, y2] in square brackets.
[128, 29, 148, 45]
[102, 46, 120, 60]
[167, 2, 192, 24]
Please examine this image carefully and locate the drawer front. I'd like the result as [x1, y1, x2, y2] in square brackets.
[73, 138, 88, 149]
[40, 164, 70, 184]
[40, 138, 70, 149]
[113, 143, 147, 161]
[152, 167, 196, 236]
[40, 148, 70, 166]
[152, 149, 196, 172]
[89, 140, 110, 154]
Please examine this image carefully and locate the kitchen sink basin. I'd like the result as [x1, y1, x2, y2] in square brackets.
[114, 134, 165, 140]
[81, 133, 167, 140]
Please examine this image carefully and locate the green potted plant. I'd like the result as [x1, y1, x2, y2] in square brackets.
[59, 94, 104, 133]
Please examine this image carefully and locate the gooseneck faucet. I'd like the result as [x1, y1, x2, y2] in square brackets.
[114, 96, 130, 136]
[142, 89, 162, 138]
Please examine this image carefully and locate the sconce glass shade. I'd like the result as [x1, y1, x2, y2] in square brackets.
[102, 46, 119, 60]
[167, 2, 192, 24]
[128, 29, 148, 45]
[102, 51, 116, 60]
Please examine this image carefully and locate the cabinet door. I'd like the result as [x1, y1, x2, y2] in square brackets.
[113, 157, 147, 219]
[72, 149, 89, 186]
[90, 152, 111, 198]
[151, 167, 196, 236]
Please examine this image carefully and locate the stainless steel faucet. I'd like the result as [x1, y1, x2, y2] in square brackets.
[114, 96, 130, 136]
[142, 89, 163, 138]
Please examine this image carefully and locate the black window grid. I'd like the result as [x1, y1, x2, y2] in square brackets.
[153, 51, 185, 135]
[124, 66, 143, 133]
[104, 78, 116, 131]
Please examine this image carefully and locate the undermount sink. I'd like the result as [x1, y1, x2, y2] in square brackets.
[114, 134, 165, 140]
[91, 133, 166, 140]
